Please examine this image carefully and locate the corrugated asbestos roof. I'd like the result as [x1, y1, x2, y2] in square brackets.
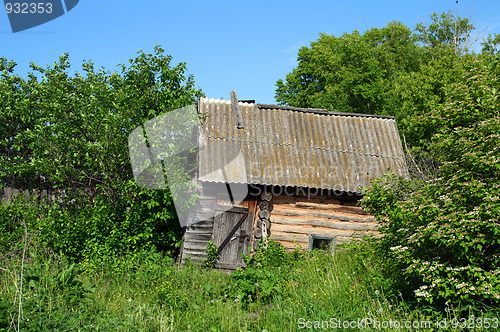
[197, 97, 408, 193]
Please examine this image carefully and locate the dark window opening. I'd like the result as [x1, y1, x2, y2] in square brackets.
[308, 234, 337, 253]
[312, 238, 332, 251]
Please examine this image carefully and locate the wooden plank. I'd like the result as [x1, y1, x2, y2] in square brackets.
[278, 241, 308, 250]
[293, 202, 369, 215]
[215, 204, 248, 214]
[245, 198, 257, 254]
[184, 234, 212, 242]
[272, 207, 376, 222]
[198, 195, 218, 200]
[273, 194, 360, 205]
[270, 232, 308, 243]
[183, 242, 211, 251]
[186, 223, 214, 230]
[271, 195, 341, 205]
[270, 234, 358, 248]
[271, 225, 357, 238]
[184, 232, 212, 239]
[336, 236, 353, 244]
[184, 230, 213, 235]
[185, 227, 213, 234]
[215, 261, 244, 270]
[190, 210, 217, 221]
[230, 90, 244, 129]
[181, 250, 208, 257]
[273, 237, 352, 251]
[271, 216, 378, 231]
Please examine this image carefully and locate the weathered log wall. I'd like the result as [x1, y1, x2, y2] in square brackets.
[268, 194, 378, 250]
[179, 184, 380, 266]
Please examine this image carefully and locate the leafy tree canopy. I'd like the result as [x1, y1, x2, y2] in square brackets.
[276, 21, 422, 115]
[0, 46, 203, 262]
[0, 46, 203, 195]
[275, 11, 480, 147]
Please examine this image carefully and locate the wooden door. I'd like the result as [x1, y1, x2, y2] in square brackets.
[212, 199, 256, 270]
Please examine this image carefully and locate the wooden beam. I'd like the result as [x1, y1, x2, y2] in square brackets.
[271, 224, 356, 237]
[272, 207, 376, 222]
[270, 233, 308, 243]
[230, 90, 244, 129]
[271, 216, 378, 231]
[215, 204, 248, 214]
[183, 242, 211, 251]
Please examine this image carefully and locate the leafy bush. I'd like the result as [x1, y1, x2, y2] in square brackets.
[0, 196, 41, 255]
[0, 46, 203, 266]
[223, 241, 304, 306]
[362, 56, 500, 311]
[203, 239, 218, 269]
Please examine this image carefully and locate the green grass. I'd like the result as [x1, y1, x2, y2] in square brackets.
[0, 241, 497, 331]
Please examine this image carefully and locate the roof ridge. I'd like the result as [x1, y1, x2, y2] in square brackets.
[256, 103, 395, 119]
[199, 98, 394, 119]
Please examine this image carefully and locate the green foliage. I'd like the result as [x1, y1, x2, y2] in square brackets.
[204, 239, 218, 269]
[1, 46, 202, 192]
[0, 196, 36, 254]
[392, 51, 466, 145]
[275, 11, 479, 147]
[2, 241, 498, 331]
[0, 250, 92, 331]
[362, 57, 500, 310]
[0, 183, 183, 269]
[277, 12, 498, 313]
[21, 260, 88, 329]
[276, 21, 423, 116]
[415, 10, 475, 55]
[246, 240, 289, 268]
[0, 46, 203, 264]
[482, 33, 500, 55]
[224, 241, 304, 307]
[155, 266, 193, 310]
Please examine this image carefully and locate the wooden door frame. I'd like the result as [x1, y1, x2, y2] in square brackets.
[212, 196, 257, 270]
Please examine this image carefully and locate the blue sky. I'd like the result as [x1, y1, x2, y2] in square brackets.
[1, 0, 499, 104]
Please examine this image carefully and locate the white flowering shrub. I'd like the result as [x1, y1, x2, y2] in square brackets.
[362, 57, 500, 309]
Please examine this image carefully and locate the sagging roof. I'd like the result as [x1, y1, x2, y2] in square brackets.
[197, 97, 408, 193]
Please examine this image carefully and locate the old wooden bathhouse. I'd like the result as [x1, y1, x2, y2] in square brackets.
[179, 94, 408, 270]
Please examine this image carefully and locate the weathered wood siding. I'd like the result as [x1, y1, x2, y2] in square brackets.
[268, 194, 378, 250]
[180, 182, 258, 266]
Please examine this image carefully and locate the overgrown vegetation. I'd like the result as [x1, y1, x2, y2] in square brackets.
[277, 8, 500, 318]
[4, 240, 496, 331]
[0, 46, 203, 266]
[1, 7, 500, 330]
[361, 55, 500, 311]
